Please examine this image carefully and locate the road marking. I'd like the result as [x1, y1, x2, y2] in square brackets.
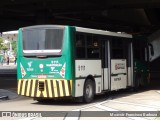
[64, 97, 112, 120]
[95, 104, 148, 120]
[18, 96, 157, 120]
[72, 97, 112, 111]
[18, 117, 35, 120]
[156, 90, 160, 94]
[95, 104, 118, 111]
[110, 100, 160, 109]
[64, 110, 80, 120]
[64, 96, 152, 120]
[0, 96, 8, 99]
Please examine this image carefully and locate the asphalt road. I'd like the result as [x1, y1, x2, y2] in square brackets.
[0, 66, 160, 120]
[0, 75, 17, 89]
[0, 65, 17, 89]
[0, 89, 160, 120]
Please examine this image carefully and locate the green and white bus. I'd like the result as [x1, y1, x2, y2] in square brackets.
[17, 25, 149, 103]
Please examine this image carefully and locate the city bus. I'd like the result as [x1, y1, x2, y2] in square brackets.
[17, 25, 149, 103]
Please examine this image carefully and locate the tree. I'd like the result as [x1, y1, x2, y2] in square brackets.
[0, 37, 3, 49]
[0, 37, 17, 54]
[11, 41, 17, 54]
[0, 37, 8, 51]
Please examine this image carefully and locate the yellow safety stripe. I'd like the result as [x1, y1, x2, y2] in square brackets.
[17, 79, 72, 98]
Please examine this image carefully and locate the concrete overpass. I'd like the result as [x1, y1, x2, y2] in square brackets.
[1, 0, 160, 36]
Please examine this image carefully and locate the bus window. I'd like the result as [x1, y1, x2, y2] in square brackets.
[87, 35, 100, 59]
[22, 28, 64, 56]
[75, 33, 85, 58]
[111, 38, 128, 59]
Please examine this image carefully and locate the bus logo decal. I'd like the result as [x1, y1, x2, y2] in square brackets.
[60, 63, 66, 78]
[51, 67, 55, 71]
[115, 63, 125, 70]
[28, 61, 32, 68]
[20, 63, 26, 78]
[26, 61, 34, 71]
[39, 64, 44, 69]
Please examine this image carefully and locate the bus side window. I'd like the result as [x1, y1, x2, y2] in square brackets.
[87, 35, 100, 59]
[111, 38, 128, 59]
[111, 38, 123, 59]
[75, 33, 85, 59]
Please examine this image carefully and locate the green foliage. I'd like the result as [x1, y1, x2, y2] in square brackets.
[0, 37, 7, 51]
[0, 37, 3, 49]
[11, 41, 17, 54]
[0, 37, 17, 54]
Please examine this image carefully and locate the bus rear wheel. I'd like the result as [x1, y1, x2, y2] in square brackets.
[83, 79, 95, 103]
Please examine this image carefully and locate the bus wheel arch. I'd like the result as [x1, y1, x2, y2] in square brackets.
[83, 75, 95, 103]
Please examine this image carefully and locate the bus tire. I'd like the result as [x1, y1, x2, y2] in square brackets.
[83, 79, 95, 103]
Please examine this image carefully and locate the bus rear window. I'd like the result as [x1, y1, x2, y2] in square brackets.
[22, 28, 64, 56]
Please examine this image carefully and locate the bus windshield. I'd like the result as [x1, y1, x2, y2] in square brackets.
[22, 28, 64, 56]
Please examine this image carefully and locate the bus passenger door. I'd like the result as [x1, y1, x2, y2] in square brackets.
[111, 59, 127, 90]
[110, 38, 129, 91]
[102, 40, 110, 90]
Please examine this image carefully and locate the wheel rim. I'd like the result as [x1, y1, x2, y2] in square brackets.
[86, 84, 93, 98]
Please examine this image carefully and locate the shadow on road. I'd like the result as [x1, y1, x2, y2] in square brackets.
[31, 87, 152, 106]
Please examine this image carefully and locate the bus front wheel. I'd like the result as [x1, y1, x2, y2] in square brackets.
[83, 79, 95, 103]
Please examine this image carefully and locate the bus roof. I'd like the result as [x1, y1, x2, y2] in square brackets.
[76, 27, 132, 38]
[20, 25, 132, 38]
[21, 25, 65, 30]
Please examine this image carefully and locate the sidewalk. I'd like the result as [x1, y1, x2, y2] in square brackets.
[0, 62, 16, 69]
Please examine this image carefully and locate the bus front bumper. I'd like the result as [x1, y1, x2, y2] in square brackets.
[17, 79, 72, 98]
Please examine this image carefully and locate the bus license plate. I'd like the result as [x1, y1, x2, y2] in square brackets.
[38, 75, 46, 78]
